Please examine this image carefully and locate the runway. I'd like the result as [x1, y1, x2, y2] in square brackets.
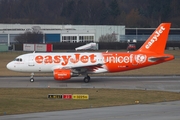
[0, 76, 180, 92]
[1, 76, 180, 120]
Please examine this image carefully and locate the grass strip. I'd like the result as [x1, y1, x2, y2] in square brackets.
[0, 88, 180, 115]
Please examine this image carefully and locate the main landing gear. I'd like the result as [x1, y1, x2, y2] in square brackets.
[83, 75, 90, 83]
[30, 73, 34, 82]
[29, 73, 91, 83]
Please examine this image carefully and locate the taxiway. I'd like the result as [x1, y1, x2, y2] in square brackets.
[0, 76, 180, 92]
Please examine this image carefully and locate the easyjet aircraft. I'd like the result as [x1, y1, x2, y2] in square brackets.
[7, 23, 174, 83]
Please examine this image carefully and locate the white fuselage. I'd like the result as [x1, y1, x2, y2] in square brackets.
[6, 52, 108, 73]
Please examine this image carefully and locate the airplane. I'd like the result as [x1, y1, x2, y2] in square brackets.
[6, 23, 174, 83]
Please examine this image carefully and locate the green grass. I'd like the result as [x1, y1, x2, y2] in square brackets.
[0, 88, 180, 115]
[0, 50, 180, 115]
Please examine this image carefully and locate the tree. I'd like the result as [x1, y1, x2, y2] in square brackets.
[125, 9, 141, 27]
[99, 33, 118, 42]
[15, 29, 43, 44]
[145, 0, 171, 26]
[0, 0, 180, 27]
[109, 0, 120, 18]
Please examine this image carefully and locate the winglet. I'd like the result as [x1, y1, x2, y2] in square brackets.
[138, 23, 171, 54]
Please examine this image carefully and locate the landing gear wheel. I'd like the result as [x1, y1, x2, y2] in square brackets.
[30, 78, 34, 82]
[83, 76, 90, 83]
[30, 73, 34, 82]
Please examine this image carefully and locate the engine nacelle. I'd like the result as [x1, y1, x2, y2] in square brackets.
[54, 69, 71, 81]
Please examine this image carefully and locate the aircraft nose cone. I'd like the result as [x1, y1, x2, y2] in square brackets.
[6, 62, 11, 70]
[6, 62, 13, 70]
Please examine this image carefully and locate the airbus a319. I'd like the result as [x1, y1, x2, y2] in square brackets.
[7, 23, 174, 83]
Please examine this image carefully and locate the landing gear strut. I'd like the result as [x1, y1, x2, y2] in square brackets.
[83, 75, 90, 83]
[30, 73, 34, 82]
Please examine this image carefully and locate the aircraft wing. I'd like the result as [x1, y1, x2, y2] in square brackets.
[148, 56, 170, 62]
[74, 64, 104, 72]
[53, 63, 104, 74]
[70, 63, 104, 73]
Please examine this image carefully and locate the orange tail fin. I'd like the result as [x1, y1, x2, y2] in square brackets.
[138, 23, 171, 54]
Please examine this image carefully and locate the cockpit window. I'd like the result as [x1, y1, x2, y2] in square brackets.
[14, 58, 22, 62]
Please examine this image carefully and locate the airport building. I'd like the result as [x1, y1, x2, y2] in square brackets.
[122, 27, 180, 42]
[0, 24, 179, 47]
[0, 24, 125, 46]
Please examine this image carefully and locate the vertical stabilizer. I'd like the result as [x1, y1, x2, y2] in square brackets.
[138, 23, 171, 54]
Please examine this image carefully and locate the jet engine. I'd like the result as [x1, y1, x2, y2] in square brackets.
[54, 69, 71, 80]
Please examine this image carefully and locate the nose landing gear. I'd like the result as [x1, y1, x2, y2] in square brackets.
[30, 73, 34, 82]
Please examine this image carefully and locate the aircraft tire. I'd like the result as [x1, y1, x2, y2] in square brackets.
[30, 78, 34, 82]
[83, 76, 90, 83]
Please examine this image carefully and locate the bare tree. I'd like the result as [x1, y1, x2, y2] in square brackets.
[15, 29, 43, 44]
[0, 0, 179, 27]
[99, 33, 118, 42]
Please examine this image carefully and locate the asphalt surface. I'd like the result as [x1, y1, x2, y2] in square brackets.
[0, 76, 180, 92]
[0, 76, 180, 120]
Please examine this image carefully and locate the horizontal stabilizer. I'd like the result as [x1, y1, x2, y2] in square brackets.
[148, 56, 170, 62]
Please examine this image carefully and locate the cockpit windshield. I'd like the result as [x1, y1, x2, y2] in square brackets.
[14, 58, 22, 62]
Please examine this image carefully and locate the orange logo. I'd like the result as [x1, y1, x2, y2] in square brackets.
[35, 54, 96, 66]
